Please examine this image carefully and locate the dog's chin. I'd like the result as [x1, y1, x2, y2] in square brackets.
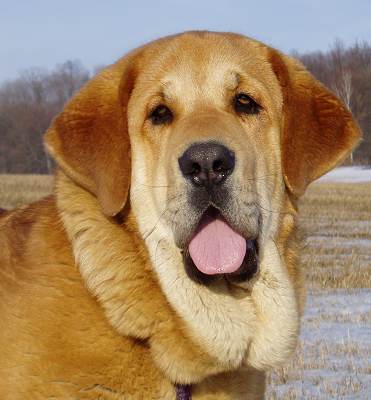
[179, 206, 259, 286]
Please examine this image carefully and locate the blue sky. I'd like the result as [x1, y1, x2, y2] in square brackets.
[1, 0, 370, 82]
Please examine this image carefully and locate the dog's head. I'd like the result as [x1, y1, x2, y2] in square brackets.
[45, 32, 361, 372]
[45, 31, 360, 282]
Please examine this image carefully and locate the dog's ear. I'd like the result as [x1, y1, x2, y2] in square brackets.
[45, 58, 137, 216]
[268, 49, 361, 197]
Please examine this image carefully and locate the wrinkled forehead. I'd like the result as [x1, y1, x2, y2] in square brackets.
[136, 33, 282, 109]
[160, 58, 240, 105]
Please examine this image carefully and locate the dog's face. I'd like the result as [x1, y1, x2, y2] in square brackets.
[45, 32, 361, 372]
[127, 34, 285, 285]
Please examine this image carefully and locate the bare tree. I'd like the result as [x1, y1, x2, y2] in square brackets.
[297, 39, 371, 164]
[328, 39, 353, 111]
[0, 60, 90, 173]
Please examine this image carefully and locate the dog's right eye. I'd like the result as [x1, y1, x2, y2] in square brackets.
[149, 105, 173, 125]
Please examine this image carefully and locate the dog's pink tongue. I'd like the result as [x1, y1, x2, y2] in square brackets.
[189, 213, 246, 275]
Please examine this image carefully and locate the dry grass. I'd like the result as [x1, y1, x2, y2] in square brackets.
[300, 182, 371, 289]
[0, 174, 53, 209]
[267, 182, 371, 399]
[1, 175, 370, 398]
[267, 303, 371, 398]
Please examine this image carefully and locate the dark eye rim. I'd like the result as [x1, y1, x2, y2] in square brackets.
[233, 92, 262, 115]
[148, 104, 173, 125]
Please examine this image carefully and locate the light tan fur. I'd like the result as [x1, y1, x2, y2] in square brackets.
[0, 32, 361, 399]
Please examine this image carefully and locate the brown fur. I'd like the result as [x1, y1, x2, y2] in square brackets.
[268, 49, 360, 196]
[0, 32, 361, 399]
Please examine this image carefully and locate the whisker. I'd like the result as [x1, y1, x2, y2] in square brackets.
[135, 182, 170, 188]
[142, 207, 168, 242]
[271, 236, 284, 261]
[154, 238, 165, 266]
[244, 173, 277, 182]
[141, 194, 180, 241]
[253, 201, 291, 216]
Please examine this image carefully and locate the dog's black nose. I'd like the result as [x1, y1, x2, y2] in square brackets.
[178, 142, 235, 187]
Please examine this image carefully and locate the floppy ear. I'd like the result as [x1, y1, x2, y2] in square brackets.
[45, 58, 137, 216]
[268, 49, 362, 197]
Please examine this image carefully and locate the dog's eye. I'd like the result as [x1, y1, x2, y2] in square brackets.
[149, 105, 173, 125]
[233, 93, 261, 115]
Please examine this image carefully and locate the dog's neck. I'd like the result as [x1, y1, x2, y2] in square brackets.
[56, 171, 300, 391]
[55, 171, 241, 383]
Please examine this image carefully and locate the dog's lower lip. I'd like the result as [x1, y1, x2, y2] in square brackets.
[226, 238, 259, 283]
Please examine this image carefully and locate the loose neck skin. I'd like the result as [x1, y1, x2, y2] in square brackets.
[56, 169, 301, 385]
[55, 171, 237, 383]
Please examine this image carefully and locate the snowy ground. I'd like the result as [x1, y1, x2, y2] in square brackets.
[268, 290, 371, 399]
[319, 166, 371, 183]
[267, 181, 371, 399]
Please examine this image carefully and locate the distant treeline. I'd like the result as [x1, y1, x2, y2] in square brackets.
[0, 40, 370, 173]
[0, 60, 92, 173]
[295, 39, 371, 164]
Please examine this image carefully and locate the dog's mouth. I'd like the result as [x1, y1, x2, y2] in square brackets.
[183, 206, 259, 285]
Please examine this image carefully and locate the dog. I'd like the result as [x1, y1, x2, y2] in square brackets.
[0, 31, 360, 399]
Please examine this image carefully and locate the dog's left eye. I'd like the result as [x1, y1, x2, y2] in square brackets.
[233, 93, 261, 115]
[149, 105, 173, 125]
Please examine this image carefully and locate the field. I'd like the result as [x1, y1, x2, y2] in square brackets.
[0, 174, 53, 209]
[267, 182, 371, 399]
[0, 174, 370, 398]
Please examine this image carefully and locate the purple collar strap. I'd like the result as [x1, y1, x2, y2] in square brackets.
[175, 383, 192, 400]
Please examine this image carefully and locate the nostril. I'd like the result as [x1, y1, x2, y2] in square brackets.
[191, 162, 201, 176]
[212, 159, 224, 172]
[212, 150, 235, 175]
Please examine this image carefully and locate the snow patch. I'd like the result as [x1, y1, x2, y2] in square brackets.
[268, 290, 371, 399]
[318, 166, 371, 183]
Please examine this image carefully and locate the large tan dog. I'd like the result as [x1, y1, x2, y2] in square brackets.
[0, 32, 360, 399]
